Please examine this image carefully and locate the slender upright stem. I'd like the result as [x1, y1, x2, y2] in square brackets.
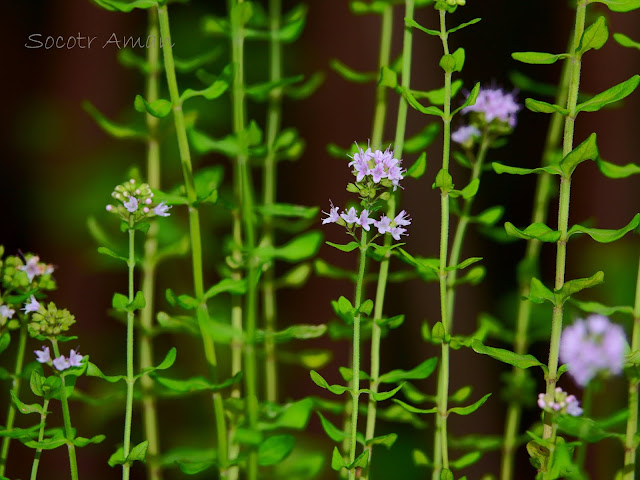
[51, 340, 79, 480]
[122, 224, 136, 480]
[433, 9, 452, 479]
[157, 6, 230, 477]
[30, 398, 50, 480]
[139, 7, 163, 480]
[500, 55, 569, 480]
[445, 134, 490, 325]
[230, 2, 260, 478]
[0, 323, 27, 475]
[575, 382, 593, 470]
[349, 232, 369, 480]
[624, 250, 640, 479]
[263, 0, 283, 405]
[543, 1, 586, 448]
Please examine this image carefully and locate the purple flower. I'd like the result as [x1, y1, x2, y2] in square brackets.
[340, 207, 359, 225]
[452, 125, 481, 144]
[394, 210, 412, 227]
[322, 201, 341, 225]
[34, 346, 50, 364]
[390, 226, 407, 241]
[357, 209, 376, 232]
[0, 305, 15, 320]
[68, 349, 84, 367]
[538, 387, 582, 417]
[463, 87, 520, 128]
[560, 314, 627, 387]
[369, 163, 387, 183]
[153, 201, 171, 217]
[374, 215, 392, 234]
[351, 157, 369, 182]
[53, 355, 70, 371]
[123, 196, 139, 213]
[20, 256, 41, 283]
[22, 296, 40, 314]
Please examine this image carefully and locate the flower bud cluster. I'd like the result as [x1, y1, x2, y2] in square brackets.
[537, 387, 583, 417]
[559, 314, 627, 387]
[1, 250, 56, 292]
[26, 301, 76, 339]
[445, 0, 465, 5]
[105, 178, 171, 223]
[35, 346, 84, 371]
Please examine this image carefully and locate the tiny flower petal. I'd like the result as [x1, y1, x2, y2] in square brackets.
[153, 202, 171, 217]
[373, 215, 392, 234]
[0, 305, 15, 320]
[340, 207, 359, 225]
[357, 209, 376, 232]
[124, 196, 139, 213]
[322, 201, 341, 225]
[22, 296, 40, 314]
[68, 349, 84, 367]
[34, 346, 50, 364]
[20, 256, 41, 283]
[53, 355, 70, 371]
[390, 226, 407, 241]
[393, 210, 412, 227]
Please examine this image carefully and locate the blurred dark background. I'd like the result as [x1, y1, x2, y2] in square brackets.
[1, 0, 640, 478]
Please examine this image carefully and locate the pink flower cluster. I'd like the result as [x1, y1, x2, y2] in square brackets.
[348, 145, 405, 189]
[322, 202, 411, 241]
[537, 387, 583, 417]
[35, 346, 84, 371]
[462, 87, 520, 128]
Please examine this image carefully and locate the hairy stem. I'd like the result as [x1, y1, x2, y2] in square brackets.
[157, 5, 230, 476]
[30, 398, 50, 480]
[122, 223, 136, 480]
[624, 250, 640, 479]
[0, 322, 27, 475]
[139, 7, 163, 480]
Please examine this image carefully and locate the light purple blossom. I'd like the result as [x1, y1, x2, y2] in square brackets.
[322, 201, 340, 225]
[68, 349, 84, 367]
[34, 346, 50, 364]
[153, 201, 171, 217]
[374, 215, 392, 234]
[347, 143, 404, 188]
[20, 256, 41, 283]
[22, 296, 40, 314]
[560, 314, 627, 387]
[538, 387, 582, 417]
[123, 196, 139, 213]
[340, 207, 359, 225]
[462, 87, 520, 128]
[451, 125, 481, 144]
[369, 163, 387, 183]
[0, 305, 15, 320]
[357, 210, 376, 231]
[352, 158, 369, 182]
[53, 355, 70, 371]
[394, 210, 412, 227]
[390, 226, 407, 241]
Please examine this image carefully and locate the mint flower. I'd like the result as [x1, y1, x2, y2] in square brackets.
[153, 202, 171, 217]
[347, 144, 405, 190]
[537, 387, 583, 417]
[22, 295, 40, 314]
[34, 346, 50, 363]
[560, 314, 627, 387]
[390, 226, 407, 241]
[358, 210, 375, 231]
[18, 255, 54, 284]
[123, 196, 139, 213]
[462, 87, 520, 128]
[394, 210, 412, 227]
[452, 125, 481, 145]
[322, 201, 340, 225]
[107, 179, 170, 223]
[68, 349, 84, 367]
[53, 355, 71, 371]
[374, 215, 392, 234]
[0, 305, 15, 320]
[341, 207, 359, 225]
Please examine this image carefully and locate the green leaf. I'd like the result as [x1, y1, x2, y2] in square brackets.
[473, 206, 504, 226]
[338, 296, 354, 316]
[440, 468, 454, 480]
[10, 391, 43, 415]
[407, 152, 427, 179]
[257, 203, 319, 219]
[310, 370, 350, 395]
[24, 437, 67, 450]
[366, 433, 398, 449]
[73, 434, 106, 447]
[576, 75, 640, 112]
[413, 448, 431, 466]
[579, 17, 608, 54]
[109, 440, 149, 466]
[154, 371, 242, 393]
[451, 47, 465, 73]
[525, 98, 568, 115]
[433, 169, 454, 192]
[317, 412, 348, 442]
[614, 32, 640, 50]
[451, 178, 479, 200]
[569, 298, 634, 317]
[285, 71, 325, 100]
[492, 162, 561, 176]
[165, 289, 199, 310]
[504, 222, 561, 243]
[350, 449, 369, 469]
[567, 214, 640, 243]
[86, 362, 127, 383]
[448, 18, 481, 34]
[30, 370, 44, 397]
[97, 246, 128, 263]
[560, 133, 599, 175]
[246, 74, 304, 101]
[327, 241, 360, 253]
[511, 51, 569, 65]
[556, 415, 618, 443]
[452, 83, 480, 116]
[405, 17, 440, 36]
[410, 81, 463, 106]
[260, 398, 313, 431]
[258, 435, 295, 466]
[204, 278, 246, 299]
[528, 277, 556, 305]
[91, 0, 156, 12]
[378, 66, 398, 89]
[589, 0, 640, 12]
[138, 347, 177, 378]
[264, 324, 327, 342]
[0, 332, 9, 356]
[275, 263, 312, 288]
[597, 158, 640, 178]
[112, 293, 129, 312]
[404, 123, 441, 152]
[448, 393, 491, 416]
[329, 59, 377, 83]
[378, 358, 438, 383]
[269, 231, 323, 262]
[134, 95, 172, 119]
[82, 101, 146, 140]
[554, 271, 604, 305]
[439, 54, 457, 73]
[393, 399, 438, 415]
[471, 339, 545, 369]
[361, 383, 404, 401]
[129, 291, 146, 311]
[349, 0, 387, 15]
[331, 446, 348, 471]
[400, 87, 445, 117]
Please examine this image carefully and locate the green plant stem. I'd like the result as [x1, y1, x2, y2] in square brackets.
[263, 0, 283, 405]
[157, 5, 230, 477]
[542, 1, 586, 453]
[433, 8, 452, 479]
[51, 339, 79, 480]
[0, 322, 27, 475]
[500, 52, 570, 480]
[230, 1, 260, 478]
[624, 250, 640, 479]
[122, 223, 136, 480]
[30, 398, 49, 480]
[349, 231, 369, 480]
[139, 7, 163, 480]
[575, 382, 593, 470]
[445, 132, 490, 325]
